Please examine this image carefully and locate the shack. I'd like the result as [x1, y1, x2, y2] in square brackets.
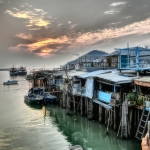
[133, 77, 150, 140]
[91, 71, 137, 136]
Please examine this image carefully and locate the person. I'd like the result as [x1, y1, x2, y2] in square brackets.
[141, 133, 150, 150]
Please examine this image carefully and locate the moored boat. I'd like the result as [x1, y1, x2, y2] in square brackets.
[3, 80, 18, 85]
[18, 66, 27, 75]
[40, 93, 56, 103]
[26, 74, 33, 80]
[9, 66, 18, 76]
[45, 94, 56, 102]
[24, 94, 42, 104]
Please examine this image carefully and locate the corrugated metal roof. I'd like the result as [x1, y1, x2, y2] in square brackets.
[63, 71, 87, 79]
[77, 70, 111, 79]
[93, 72, 137, 84]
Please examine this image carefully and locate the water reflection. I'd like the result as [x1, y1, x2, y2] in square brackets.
[44, 105, 141, 150]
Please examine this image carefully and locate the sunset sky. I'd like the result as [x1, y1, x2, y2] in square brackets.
[0, 0, 150, 68]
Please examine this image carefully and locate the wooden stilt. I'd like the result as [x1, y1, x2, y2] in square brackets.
[80, 96, 83, 115]
[85, 97, 87, 115]
[73, 96, 76, 114]
[106, 110, 111, 134]
[87, 98, 89, 117]
[99, 105, 102, 122]
[105, 109, 108, 125]
[66, 92, 70, 115]
[114, 106, 116, 130]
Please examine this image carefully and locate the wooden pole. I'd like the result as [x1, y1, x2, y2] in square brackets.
[99, 105, 102, 122]
[73, 96, 76, 114]
[80, 96, 83, 115]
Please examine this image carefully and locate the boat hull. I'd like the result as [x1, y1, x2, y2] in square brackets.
[3, 80, 18, 85]
[45, 97, 56, 103]
[10, 72, 19, 76]
[44, 94, 56, 103]
[18, 71, 27, 75]
[24, 96, 42, 104]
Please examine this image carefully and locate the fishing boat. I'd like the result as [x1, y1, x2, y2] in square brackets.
[3, 80, 18, 85]
[45, 94, 56, 102]
[26, 74, 33, 80]
[10, 71, 19, 76]
[44, 93, 56, 103]
[24, 94, 42, 104]
[40, 93, 56, 103]
[18, 66, 27, 75]
[9, 65, 18, 76]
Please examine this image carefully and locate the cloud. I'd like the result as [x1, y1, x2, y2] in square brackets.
[57, 23, 63, 27]
[68, 21, 72, 24]
[70, 24, 77, 29]
[104, 10, 119, 14]
[110, 2, 126, 7]
[108, 22, 121, 25]
[10, 18, 150, 56]
[15, 33, 32, 39]
[9, 36, 71, 56]
[5, 6, 51, 28]
[124, 15, 132, 19]
[28, 28, 41, 30]
[75, 18, 150, 46]
[25, 3, 32, 7]
[0, 0, 3, 3]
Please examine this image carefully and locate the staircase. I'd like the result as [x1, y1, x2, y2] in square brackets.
[135, 108, 150, 140]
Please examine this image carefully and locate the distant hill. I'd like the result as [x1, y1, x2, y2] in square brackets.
[66, 50, 108, 65]
[84, 50, 108, 56]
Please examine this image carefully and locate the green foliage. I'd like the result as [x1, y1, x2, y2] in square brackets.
[126, 92, 136, 101]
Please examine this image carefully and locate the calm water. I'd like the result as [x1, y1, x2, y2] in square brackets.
[0, 71, 141, 150]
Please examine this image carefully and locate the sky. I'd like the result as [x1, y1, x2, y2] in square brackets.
[0, 0, 150, 68]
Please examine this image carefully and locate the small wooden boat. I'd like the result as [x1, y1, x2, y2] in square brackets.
[45, 94, 56, 103]
[40, 93, 56, 103]
[3, 80, 18, 85]
[24, 94, 42, 104]
[26, 74, 33, 80]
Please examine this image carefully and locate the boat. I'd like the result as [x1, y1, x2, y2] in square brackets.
[18, 66, 27, 75]
[40, 93, 56, 103]
[9, 65, 18, 76]
[32, 87, 48, 94]
[45, 94, 56, 102]
[26, 74, 33, 80]
[3, 80, 18, 85]
[10, 71, 19, 76]
[24, 94, 42, 104]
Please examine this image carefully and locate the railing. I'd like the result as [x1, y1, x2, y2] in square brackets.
[140, 95, 150, 108]
[75, 62, 118, 70]
[129, 95, 150, 109]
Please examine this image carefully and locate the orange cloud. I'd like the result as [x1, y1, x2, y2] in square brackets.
[28, 36, 70, 50]
[9, 18, 150, 57]
[5, 7, 51, 28]
[76, 18, 150, 46]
